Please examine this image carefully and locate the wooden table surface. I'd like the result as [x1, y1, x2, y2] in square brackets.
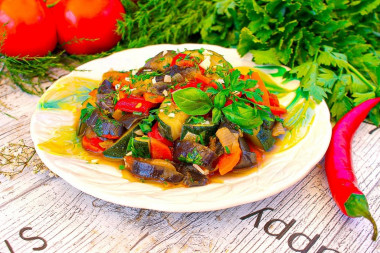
[0, 75, 379, 253]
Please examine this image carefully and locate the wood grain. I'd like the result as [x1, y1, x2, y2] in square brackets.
[0, 79, 379, 253]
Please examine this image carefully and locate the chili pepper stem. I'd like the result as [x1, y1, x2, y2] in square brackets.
[344, 193, 378, 241]
[367, 215, 378, 241]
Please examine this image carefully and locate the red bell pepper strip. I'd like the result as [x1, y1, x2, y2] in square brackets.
[268, 105, 287, 116]
[170, 53, 205, 74]
[147, 122, 173, 147]
[150, 138, 173, 160]
[82, 136, 105, 153]
[115, 96, 157, 114]
[325, 97, 380, 241]
[269, 93, 280, 107]
[170, 53, 190, 67]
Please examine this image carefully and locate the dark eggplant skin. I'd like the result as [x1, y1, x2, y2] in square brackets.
[86, 109, 100, 128]
[234, 138, 257, 170]
[96, 93, 115, 115]
[137, 50, 177, 73]
[118, 113, 146, 129]
[132, 159, 184, 183]
[176, 163, 208, 187]
[173, 140, 218, 170]
[96, 79, 116, 115]
[87, 110, 125, 138]
[98, 79, 114, 94]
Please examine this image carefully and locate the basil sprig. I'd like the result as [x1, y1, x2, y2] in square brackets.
[172, 87, 213, 115]
[172, 69, 274, 132]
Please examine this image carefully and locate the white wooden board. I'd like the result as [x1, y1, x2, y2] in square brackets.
[0, 76, 379, 253]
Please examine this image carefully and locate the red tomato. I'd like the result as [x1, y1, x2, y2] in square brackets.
[0, 0, 57, 57]
[52, 0, 125, 55]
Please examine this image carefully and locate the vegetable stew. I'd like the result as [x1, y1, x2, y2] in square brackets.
[78, 49, 287, 187]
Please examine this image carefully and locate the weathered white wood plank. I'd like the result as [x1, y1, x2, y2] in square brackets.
[0, 78, 379, 253]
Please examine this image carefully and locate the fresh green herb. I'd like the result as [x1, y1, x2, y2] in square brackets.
[126, 137, 151, 159]
[80, 103, 96, 122]
[233, 1, 379, 125]
[139, 114, 155, 134]
[225, 146, 231, 154]
[119, 165, 125, 170]
[173, 70, 273, 130]
[187, 116, 206, 124]
[172, 88, 213, 115]
[178, 149, 203, 165]
[163, 63, 170, 69]
[198, 48, 205, 54]
[196, 132, 206, 146]
[214, 93, 226, 109]
[133, 111, 143, 115]
[212, 108, 222, 124]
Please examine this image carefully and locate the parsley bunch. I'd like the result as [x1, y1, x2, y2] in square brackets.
[201, 0, 380, 124]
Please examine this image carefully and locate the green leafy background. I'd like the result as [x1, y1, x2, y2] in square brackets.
[1, 0, 379, 124]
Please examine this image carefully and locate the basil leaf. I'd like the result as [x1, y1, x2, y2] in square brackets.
[222, 104, 263, 129]
[172, 88, 212, 115]
[212, 108, 222, 124]
[214, 93, 226, 109]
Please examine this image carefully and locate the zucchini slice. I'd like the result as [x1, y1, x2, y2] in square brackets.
[180, 122, 218, 145]
[157, 99, 189, 141]
[131, 136, 151, 158]
[244, 126, 275, 151]
[102, 122, 140, 159]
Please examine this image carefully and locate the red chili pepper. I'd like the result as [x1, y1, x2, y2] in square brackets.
[325, 97, 380, 241]
[82, 136, 105, 153]
[115, 96, 157, 114]
[147, 122, 173, 147]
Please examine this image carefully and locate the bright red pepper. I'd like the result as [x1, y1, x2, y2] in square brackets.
[115, 96, 157, 114]
[170, 53, 189, 67]
[150, 137, 173, 160]
[170, 53, 205, 74]
[82, 136, 105, 153]
[325, 97, 380, 241]
[147, 122, 173, 147]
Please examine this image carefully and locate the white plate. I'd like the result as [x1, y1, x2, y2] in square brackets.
[31, 44, 331, 212]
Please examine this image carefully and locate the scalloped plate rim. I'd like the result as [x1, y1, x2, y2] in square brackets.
[30, 43, 332, 212]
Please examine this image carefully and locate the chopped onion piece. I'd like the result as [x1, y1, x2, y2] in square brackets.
[193, 164, 206, 175]
[272, 122, 286, 137]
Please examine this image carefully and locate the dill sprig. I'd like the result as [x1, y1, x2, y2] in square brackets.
[0, 139, 56, 180]
[117, 0, 215, 48]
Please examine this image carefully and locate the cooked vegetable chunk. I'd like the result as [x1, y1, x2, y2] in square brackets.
[177, 163, 208, 187]
[173, 140, 218, 169]
[131, 158, 184, 183]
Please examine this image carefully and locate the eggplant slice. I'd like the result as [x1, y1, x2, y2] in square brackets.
[173, 140, 218, 170]
[234, 138, 258, 170]
[118, 113, 146, 129]
[87, 110, 125, 138]
[177, 163, 208, 187]
[131, 158, 184, 183]
[137, 50, 177, 73]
